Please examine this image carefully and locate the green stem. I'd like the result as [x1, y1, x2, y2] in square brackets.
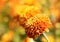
[43, 32, 50, 42]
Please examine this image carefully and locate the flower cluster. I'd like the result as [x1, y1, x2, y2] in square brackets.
[10, 0, 52, 39]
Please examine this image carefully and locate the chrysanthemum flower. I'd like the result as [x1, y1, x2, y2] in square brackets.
[12, 5, 41, 26]
[13, 5, 40, 17]
[25, 14, 52, 39]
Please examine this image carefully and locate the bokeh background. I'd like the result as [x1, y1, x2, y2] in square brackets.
[0, 0, 60, 42]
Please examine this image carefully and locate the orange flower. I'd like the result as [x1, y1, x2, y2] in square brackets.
[2, 31, 14, 42]
[25, 14, 52, 38]
[10, 0, 41, 17]
[12, 5, 41, 18]
[0, 0, 7, 10]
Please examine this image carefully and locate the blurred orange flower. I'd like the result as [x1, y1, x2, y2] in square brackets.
[2, 31, 14, 42]
[0, 0, 7, 10]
